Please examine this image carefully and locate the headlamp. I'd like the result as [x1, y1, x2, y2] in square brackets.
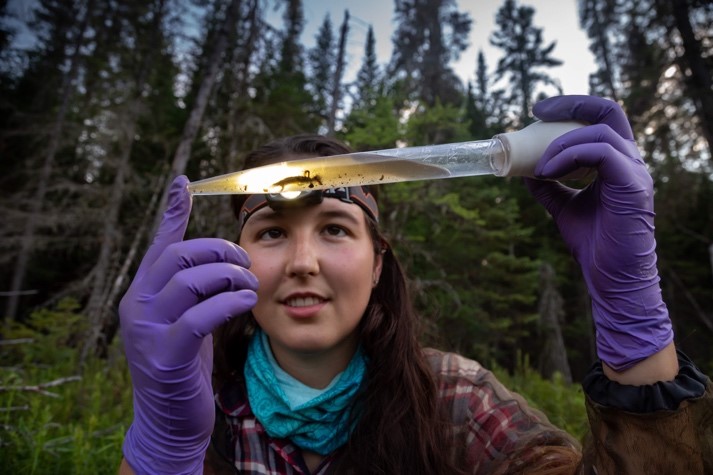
[238, 186, 379, 230]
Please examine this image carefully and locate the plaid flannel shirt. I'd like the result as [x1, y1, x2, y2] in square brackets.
[208, 348, 579, 474]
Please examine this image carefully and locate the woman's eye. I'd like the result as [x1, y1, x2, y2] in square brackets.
[258, 228, 284, 240]
[324, 225, 347, 237]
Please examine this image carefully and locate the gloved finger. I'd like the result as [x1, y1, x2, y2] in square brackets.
[534, 124, 641, 184]
[522, 177, 576, 221]
[141, 238, 252, 294]
[171, 289, 258, 351]
[135, 175, 192, 281]
[533, 95, 634, 140]
[537, 142, 638, 186]
[153, 262, 258, 322]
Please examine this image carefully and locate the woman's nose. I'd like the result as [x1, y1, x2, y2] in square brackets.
[285, 235, 320, 277]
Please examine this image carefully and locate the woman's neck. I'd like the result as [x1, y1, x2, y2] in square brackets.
[268, 338, 358, 389]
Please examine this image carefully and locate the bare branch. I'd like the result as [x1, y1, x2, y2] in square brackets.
[667, 268, 713, 334]
[0, 405, 30, 412]
[0, 338, 34, 346]
[0, 375, 82, 398]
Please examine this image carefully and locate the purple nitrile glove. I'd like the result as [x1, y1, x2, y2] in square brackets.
[523, 95, 673, 371]
[119, 175, 258, 475]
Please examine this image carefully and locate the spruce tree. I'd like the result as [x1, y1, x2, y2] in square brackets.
[341, 23, 399, 151]
[252, 0, 318, 135]
[578, 0, 620, 100]
[389, 0, 471, 107]
[351, 25, 380, 112]
[490, 0, 563, 126]
[307, 14, 335, 123]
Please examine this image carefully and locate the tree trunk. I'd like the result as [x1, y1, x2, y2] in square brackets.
[588, 0, 619, 101]
[667, 0, 713, 153]
[666, 267, 713, 335]
[81, 0, 166, 360]
[327, 10, 349, 136]
[537, 262, 573, 383]
[94, 172, 168, 355]
[216, 0, 262, 240]
[153, 0, 243, 234]
[4, 0, 93, 323]
[709, 243, 713, 291]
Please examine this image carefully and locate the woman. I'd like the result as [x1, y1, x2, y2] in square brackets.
[118, 96, 712, 474]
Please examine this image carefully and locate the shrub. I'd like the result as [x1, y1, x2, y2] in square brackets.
[1, 299, 132, 474]
[492, 353, 589, 442]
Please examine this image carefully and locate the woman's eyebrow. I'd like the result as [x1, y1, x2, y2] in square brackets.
[244, 210, 280, 226]
[245, 208, 362, 226]
[317, 209, 362, 225]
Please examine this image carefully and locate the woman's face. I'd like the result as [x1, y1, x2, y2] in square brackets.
[239, 196, 382, 369]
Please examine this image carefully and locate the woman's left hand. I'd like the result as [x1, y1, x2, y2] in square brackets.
[523, 95, 673, 371]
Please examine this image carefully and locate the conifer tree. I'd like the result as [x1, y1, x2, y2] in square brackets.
[490, 0, 563, 125]
[188, 0, 268, 239]
[83, 0, 185, 358]
[578, 0, 620, 100]
[2, 0, 94, 322]
[308, 14, 335, 122]
[341, 23, 400, 151]
[464, 50, 507, 139]
[252, 0, 318, 135]
[578, 0, 712, 154]
[389, 0, 471, 107]
[351, 25, 380, 112]
[652, 0, 713, 152]
[306, 10, 350, 135]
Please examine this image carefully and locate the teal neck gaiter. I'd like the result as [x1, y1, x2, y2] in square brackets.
[244, 330, 366, 455]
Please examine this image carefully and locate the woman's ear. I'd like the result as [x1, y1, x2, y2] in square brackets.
[372, 252, 384, 287]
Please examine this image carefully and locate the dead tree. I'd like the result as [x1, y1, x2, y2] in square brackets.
[327, 10, 349, 136]
[537, 262, 573, 383]
[81, 0, 167, 360]
[153, 0, 244, 234]
[5, 0, 94, 322]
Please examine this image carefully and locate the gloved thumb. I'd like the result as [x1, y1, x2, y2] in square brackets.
[136, 175, 192, 280]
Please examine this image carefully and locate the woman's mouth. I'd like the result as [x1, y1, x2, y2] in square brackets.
[284, 296, 326, 308]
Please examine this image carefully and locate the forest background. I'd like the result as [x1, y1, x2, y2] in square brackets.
[0, 0, 711, 473]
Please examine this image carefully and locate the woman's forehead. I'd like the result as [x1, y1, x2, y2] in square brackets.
[247, 197, 366, 224]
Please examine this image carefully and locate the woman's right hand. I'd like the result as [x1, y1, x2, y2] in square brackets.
[119, 175, 258, 475]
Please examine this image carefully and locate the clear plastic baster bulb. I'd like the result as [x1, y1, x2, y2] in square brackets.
[187, 120, 585, 195]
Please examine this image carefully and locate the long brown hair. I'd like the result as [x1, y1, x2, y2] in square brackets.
[213, 134, 467, 474]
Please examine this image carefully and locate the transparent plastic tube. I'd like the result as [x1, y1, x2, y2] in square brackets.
[188, 121, 585, 195]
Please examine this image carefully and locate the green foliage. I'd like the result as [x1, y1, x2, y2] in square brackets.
[307, 14, 335, 116]
[492, 353, 589, 442]
[352, 25, 381, 112]
[382, 172, 542, 369]
[1, 299, 132, 474]
[3, 299, 86, 366]
[404, 100, 471, 145]
[341, 95, 401, 150]
[389, 0, 471, 106]
[490, 0, 563, 125]
[1, 5, 712, 469]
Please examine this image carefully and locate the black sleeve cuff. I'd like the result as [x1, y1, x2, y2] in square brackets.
[582, 350, 711, 413]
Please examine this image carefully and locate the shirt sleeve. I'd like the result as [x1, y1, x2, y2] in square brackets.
[424, 349, 583, 474]
[581, 351, 713, 474]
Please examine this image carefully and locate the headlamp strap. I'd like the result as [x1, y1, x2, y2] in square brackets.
[238, 186, 378, 231]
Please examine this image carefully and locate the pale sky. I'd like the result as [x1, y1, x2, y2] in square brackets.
[298, 0, 597, 95]
[6, 0, 596, 95]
